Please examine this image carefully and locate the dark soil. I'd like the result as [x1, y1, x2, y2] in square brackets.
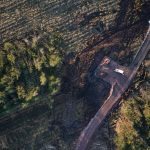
[0, 0, 150, 149]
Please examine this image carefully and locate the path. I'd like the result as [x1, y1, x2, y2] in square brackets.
[75, 23, 150, 150]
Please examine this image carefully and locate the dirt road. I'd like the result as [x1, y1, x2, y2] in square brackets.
[75, 24, 150, 150]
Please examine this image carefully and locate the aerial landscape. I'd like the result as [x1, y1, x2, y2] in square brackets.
[0, 0, 150, 150]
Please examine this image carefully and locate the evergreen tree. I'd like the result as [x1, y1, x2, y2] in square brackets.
[0, 31, 64, 112]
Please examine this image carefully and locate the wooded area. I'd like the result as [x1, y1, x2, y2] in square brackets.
[114, 88, 150, 149]
[0, 31, 64, 113]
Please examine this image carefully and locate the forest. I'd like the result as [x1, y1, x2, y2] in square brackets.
[112, 71, 150, 150]
[0, 31, 64, 113]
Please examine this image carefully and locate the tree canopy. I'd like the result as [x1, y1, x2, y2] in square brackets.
[0, 31, 64, 113]
[114, 88, 150, 150]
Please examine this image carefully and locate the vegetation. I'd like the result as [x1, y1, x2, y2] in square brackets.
[0, 31, 64, 113]
[113, 87, 150, 150]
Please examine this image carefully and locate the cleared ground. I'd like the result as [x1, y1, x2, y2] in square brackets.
[0, 0, 150, 149]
